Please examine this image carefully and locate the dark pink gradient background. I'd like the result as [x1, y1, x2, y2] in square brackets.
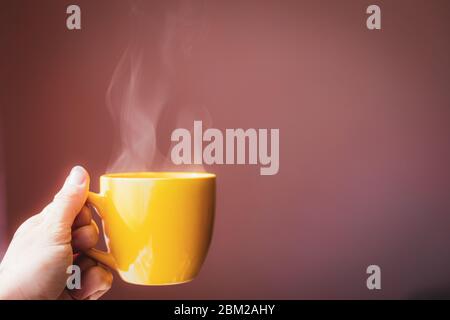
[1, 0, 450, 299]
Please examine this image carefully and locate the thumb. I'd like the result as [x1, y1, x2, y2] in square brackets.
[45, 166, 90, 225]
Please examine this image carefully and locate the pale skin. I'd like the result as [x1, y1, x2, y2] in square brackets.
[0, 166, 113, 300]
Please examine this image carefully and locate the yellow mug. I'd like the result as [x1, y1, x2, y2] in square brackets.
[85, 172, 216, 285]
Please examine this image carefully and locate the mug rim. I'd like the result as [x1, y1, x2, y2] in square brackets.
[101, 172, 216, 180]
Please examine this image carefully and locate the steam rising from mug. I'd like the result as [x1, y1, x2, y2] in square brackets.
[105, 1, 207, 173]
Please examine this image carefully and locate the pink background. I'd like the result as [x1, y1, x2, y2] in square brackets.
[1, 0, 450, 299]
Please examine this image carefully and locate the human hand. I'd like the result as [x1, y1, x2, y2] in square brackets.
[0, 166, 113, 299]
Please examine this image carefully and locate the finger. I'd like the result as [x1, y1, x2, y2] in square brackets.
[59, 290, 74, 300]
[44, 166, 90, 225]
[73, 254, 98, 272]
[71, 221, 99, 252]
[87, 289, 109, 300]
[72, 205, 92, 230]
[69, 265, 113, 300]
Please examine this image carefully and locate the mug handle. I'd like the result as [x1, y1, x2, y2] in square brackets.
[84, 192, 117, 270]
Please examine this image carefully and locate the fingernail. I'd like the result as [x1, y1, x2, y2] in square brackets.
[67, 166, 87, 186]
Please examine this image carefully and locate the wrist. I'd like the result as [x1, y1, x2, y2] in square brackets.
[0, 265, 9, 299]
[0, 265, 22, 300]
